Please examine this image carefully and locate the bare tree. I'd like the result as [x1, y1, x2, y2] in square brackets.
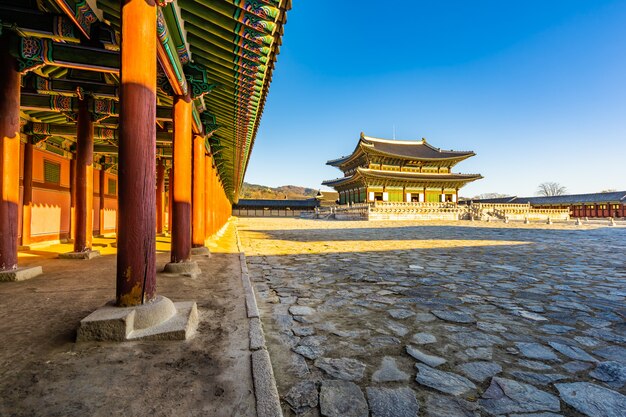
[473, 193, 511, 200]
[537, 182, 567, 196]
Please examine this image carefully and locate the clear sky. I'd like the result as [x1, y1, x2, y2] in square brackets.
[245, 0, 626, 198]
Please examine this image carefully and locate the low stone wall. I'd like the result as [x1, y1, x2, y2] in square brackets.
[506, 211, 569, 221]
[368, 211, 459, 221]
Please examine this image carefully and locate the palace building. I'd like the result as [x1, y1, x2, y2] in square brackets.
[323, 133, 482, 204]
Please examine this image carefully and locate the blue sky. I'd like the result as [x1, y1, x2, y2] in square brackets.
[245, 1, 626, 197]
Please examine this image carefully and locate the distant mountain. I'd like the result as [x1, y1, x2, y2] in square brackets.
[239, 182, 318, 200]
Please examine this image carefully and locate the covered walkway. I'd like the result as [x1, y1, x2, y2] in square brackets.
[0, 223, 257, 417]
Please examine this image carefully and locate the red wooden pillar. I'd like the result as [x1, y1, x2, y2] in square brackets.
[69, 158, 77, 240]
[74, 99, 94, 253]
[167, 168, 172, 232]
[204, 154, 211, 241]
[0, 39, 20, 271]
[99, 168, 105, 235]
[116, 0, 157, 306]
[21, 142, 34, 247]
[192, 135, 205, 247]
[156, 159, 165, 234]
[170, 95, 192, 263]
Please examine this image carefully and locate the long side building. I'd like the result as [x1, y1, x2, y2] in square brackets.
[323, 133, 482, 204]
[472, 191, 626, 218]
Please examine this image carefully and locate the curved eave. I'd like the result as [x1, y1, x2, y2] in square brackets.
[361, 143, 475, 163]
[359, 168, 483, 183]
[321, 173, 360, 187]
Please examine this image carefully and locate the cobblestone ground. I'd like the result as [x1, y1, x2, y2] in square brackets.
[238, 218, 626, 417]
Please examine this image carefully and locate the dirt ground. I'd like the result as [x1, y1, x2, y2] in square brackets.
[0, 221, 256, 417]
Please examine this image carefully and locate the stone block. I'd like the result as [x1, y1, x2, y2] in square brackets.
[0, 266, 43, 282]
[58, 250, 101, 260]
[163, 260, 201, 275]
[76, 296, 198, 342]
[190, 246, 211, 256]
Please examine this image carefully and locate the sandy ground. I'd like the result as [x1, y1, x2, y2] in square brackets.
[0, 222, 255, 417]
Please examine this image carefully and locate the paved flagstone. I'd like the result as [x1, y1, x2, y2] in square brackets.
[238, 218, 626, 417]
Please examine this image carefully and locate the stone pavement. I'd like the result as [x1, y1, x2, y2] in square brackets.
[238, 218, 626, 417]
[0, 223, 257, 417]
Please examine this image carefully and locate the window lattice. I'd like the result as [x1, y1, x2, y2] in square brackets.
[108, 178, 116, 195]
[43, 160, 61, 184]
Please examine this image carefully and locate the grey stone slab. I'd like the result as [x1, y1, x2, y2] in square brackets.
[479, 377, 560, 415]
[518, 359, 554, 371]
[289, 305, 315, 316]
[515, 310, 548, 321]
[476, 321, 507, 332]
[366, 387, 419, 417]
[593, 345, 626, 364]
[548, 341, 597, 362]
[415, 312, 437, 322]
[319, 380, 368, 417]
[589, 361, 626, 388]
[372, 356, 410, 382]
[458, 361, 502, 382]
[425, 393, 479, 417]
[388, 308, 415, 319]
[284, 381, 318, 412]
[370, 335, 401, 347]
[585, 328, 626, 344]
[288, 352, 310, 377]
[562, 361, 592, 373]
[574, 336, 601, 347]
[509, 414, 563, 417]
[415, 363, 476, 396]
[300, 335, 327, 347]
[314, 358, 366, 381]
[509, 371, 568, 385]
[431, 309, 475, 323]
[540, 324, 576, 334]
[386, 321, 409, 337]
[462, 347, 493, 360]
[292, 326, 315, 337]
[448, 331, 504, 347]
[555, 382, 626, 417]
[515, 342, 559, 360]
[406, 345, 446, 367]
[412, 332, 437, 344]
[293, 345, 325, 360]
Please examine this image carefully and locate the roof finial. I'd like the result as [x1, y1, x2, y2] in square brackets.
[421, 137, 426, 144]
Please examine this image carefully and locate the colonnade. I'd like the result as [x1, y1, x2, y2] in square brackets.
[0, 0, 232, 304]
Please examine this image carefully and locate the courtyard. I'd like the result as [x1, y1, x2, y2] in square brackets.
[238, 218, 626, 417]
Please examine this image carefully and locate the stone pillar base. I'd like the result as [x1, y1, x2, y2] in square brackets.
[190, 246, 211, 257]
[0, 266, 43, 282]
[163, 260, 201, 275]
[157, 232, 170, 237]
[59, 250, 101, 260]
[76, 296, 198, 342]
